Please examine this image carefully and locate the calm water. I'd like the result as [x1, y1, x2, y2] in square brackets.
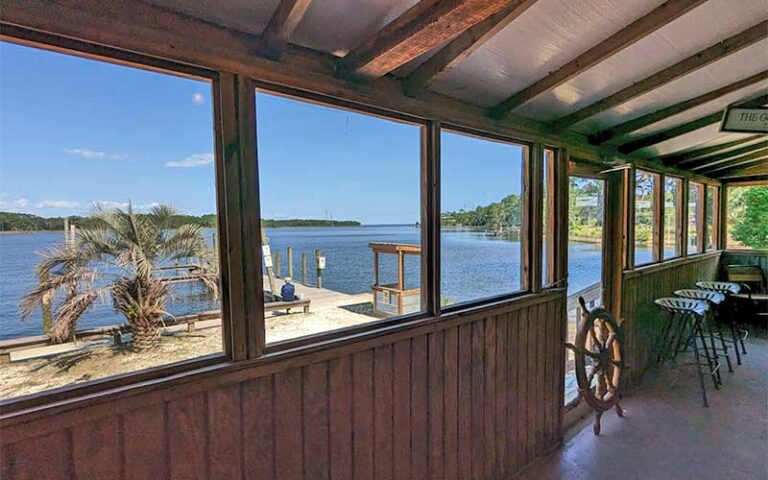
[0, 225, 624, 340]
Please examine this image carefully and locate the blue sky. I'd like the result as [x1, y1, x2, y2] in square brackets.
[1, 41, 523, 224]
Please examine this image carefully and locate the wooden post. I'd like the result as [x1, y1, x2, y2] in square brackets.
[275, 250, 281, 278]
[261, 226, 276, 295]
[302, 253, 307, 285]
[39, 270, 52, 334]
[63, 217, 70, 244]
[287, 247, 293, 279]
[315, 249, 323, 289]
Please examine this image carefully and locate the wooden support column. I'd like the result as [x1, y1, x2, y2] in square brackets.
[544, 148, 557, 286]
[681, 179, 690, 257]
[719, 186, 728, 250]
[422, 121, 440, 316]
[653, 173, 663, 262]
[624, 166, 636, 269]
[529, 143, 544, 293]
[555, 149, 569, 287]
[603, 168, 626, 318]
[238, 76, 264, 358]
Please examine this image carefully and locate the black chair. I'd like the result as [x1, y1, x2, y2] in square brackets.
[725, 265, 768, 326]
[655, 297, 720, 407]
[674, 289, 732, 377]
[696, 281, 748, 365]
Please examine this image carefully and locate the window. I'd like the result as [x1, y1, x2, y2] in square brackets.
[0, 42, 223, 401]
[255, 91, 423, 344]
[634, 170, 659, 265]
[663, 177, 683, 259]
[726, 184, 768, 250]
[705, 185, 718, 251]
[688, 182, 705, 255]
[440, 129, 525, 306]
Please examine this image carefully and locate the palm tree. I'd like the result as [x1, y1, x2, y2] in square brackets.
[20, 203, 218, 351]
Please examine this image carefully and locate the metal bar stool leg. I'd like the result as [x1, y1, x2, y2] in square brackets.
[730, 322, 743, 365]
[690, 321, 709, 408]
[697, 321, 719, 390]
[716, 323, 734, 373]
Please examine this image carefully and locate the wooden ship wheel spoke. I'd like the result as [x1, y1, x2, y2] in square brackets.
[565, 297, 627, 435]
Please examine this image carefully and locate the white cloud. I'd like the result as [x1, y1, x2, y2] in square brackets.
[165, 153, 214, 168]
[37, 200, 79, 209]
[192, 93, 205, 105]
[0, 197, 30, 210]
[94, 201, 160, 212]
[64, 148, 130, 161]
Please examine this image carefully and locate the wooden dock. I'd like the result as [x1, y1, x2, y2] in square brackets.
[264, 276, 372, 313]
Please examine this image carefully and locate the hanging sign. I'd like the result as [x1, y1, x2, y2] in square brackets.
[720, 106, 768, 133]
[317, 257, 326, 269]
[262, 245, 273, 268]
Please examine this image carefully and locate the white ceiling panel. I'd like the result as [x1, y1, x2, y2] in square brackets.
[430, 0, 665, 107]
[574, 38, 768, 134]
[516, 0, 768, 122]
[291, 0, 419, 56]
[631, 123, 756, 158]
[143, 0, 280, 35]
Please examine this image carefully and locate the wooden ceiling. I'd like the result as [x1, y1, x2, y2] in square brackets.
[2, 0, 766, 182]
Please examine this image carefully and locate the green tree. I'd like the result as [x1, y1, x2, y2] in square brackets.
[731, 186, 768, 249]
[20, 203, 218, 350]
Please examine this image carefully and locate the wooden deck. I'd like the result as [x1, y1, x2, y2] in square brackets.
[265, 276, 373, 313]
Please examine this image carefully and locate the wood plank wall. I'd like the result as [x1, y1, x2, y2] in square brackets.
[720, 250, 768, 279]
[621, 253, 720, 382]
[0, 292, 566, 480]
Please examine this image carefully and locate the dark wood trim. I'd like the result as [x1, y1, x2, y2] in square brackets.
[403, 0, 539, 95]
[490, 0, 708, 117]
[340, 0, 514, 79]
[589, 71, 768, 144]
[543, 148, 557, 286]
[682, 141, 768, 170]
[555, 149, 569, 286]
[718, 186, 728, 250]
[625, 166, 637, 269]
[260, 0, 313, 58]
[674, 176, 685, 258]
[522, 145, 534, 291]
[623, 250, 720, 279]
[550, 21, 768, 130]
[423, 121, 441, 317]
[603, 169, 625, 316]
[660, 136, 765, 166]
[698, 150, 768, 174]
[530, 143, 544, 293]
[717, 162, 768, 179]
[722, 177, 768, 186]
[652, 173, 663, 262]
[681, 178, 690, 258]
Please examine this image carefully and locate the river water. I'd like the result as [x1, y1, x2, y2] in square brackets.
[0, 225, 618, 340]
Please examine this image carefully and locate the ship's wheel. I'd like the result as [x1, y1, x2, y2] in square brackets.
[566, 297, 626, 435]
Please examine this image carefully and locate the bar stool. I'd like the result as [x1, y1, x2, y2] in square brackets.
[655, 297, 720, 407]
[674, 289, 733, 378]
[696, 281, 748, 365]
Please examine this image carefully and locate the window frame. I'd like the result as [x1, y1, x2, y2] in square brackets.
[724, 180, 768, 250]
[662, 175, 684, 260]
[687, 181, 706, 255]
[438, 123, 535, 311]
[633, 168, 662, 267]
[0, 26, 553, 414]
[0, 34, 242, 412]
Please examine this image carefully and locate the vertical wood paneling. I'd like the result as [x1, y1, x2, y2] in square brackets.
[72, 416, 120, 480]
[443, 327, 459, 480]
[123, 404, 167, 480]
[410, 336, 429, 480]
[168, 393, 208, 480]
[329, 356, 353, 480]
[392, 341, 411, 480]
[243, 375, 275, 480]
[470, 319, 485, 480]
[274, 368, 303, 480]
[208, 383, 243, 479]
[4, 430, 71, 480]
[1, 296, 568, 480]
[427, 332, 444, 480]
[303, 362, 330, 480]
[373, 345, 393, 480]
[457, 322, 472, 480]
[352, 350, 374, 480]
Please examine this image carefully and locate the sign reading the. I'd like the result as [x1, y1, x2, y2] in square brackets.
[720, 106, 768, 133]
[318, 257, 326, 269]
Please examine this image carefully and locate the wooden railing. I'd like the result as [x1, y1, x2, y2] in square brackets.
[566, 282, 602, 321]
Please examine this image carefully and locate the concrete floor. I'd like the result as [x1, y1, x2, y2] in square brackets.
[519, 337, 768, 480]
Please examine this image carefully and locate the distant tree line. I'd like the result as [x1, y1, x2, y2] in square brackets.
[0, 211, 360, 232]
[729, 185, 768, 249]
[442, 194, 522, 235]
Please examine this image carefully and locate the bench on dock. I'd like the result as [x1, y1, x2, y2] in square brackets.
[265, 297, 311, 314]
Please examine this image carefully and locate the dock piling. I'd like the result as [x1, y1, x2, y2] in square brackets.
[287, 247, 293, 279]
[302, 253, 307, 285]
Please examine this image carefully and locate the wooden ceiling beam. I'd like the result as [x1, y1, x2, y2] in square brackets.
[589, 71, 768, 144]
[550, 20, 768, 130]
[489, 0, 708, 119]
[340, 0, 515, 79]
[618, 94, 768, 154]
[715, 160, 768, 179]
[403, 0, 539, 96]
[697, 149, 768, 174]
[659, 136, 764, 165]
[720, 173, 768, 183]
[260, 0, 313, 59]
[681, 141, 768, 170]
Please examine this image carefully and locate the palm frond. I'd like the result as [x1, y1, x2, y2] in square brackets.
[50, 286, 112, 342]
